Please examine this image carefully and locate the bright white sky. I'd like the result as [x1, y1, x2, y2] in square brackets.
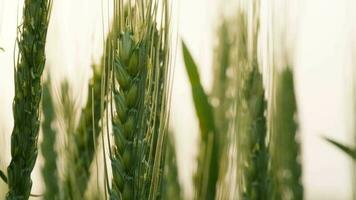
[0, 0, 355, 199]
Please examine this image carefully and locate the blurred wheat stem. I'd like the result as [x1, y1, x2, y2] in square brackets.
[6, 0, 52, 199]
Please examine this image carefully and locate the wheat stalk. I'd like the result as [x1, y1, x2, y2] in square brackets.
[6, 0, 52, 199]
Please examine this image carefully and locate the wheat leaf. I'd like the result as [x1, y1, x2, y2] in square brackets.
[324, 137, 356, 160]
[181, 41, 216, 134]
[0, 169, 7, 183]
[182, 41, 219, 200]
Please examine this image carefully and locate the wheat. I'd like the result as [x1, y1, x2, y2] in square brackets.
[324, 138, 356, 159]
[110, 30, 142, 200]
[109, 1, 171, 199]
[40, 63, 104, 199]
[236, 65, 268, 200]
[55, 81, 81, 200]
[62, 63, 103, 197]
[41, 79, 59, 200]
[211, 19, 239, 200]
[6, 0, 52, 199]
[269, 68, 303, 200]
[234, 2, 269, 199]
[211, 22, 233, 136]
[161, 132, 182, 200]
[182, 41, 219, 200]
[46, 63, 103, 199]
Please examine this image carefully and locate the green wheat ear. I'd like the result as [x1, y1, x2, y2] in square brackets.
[211, 21, 233, 138]
[210, 17, 241, 199]
[269, 68, 303, 200]
[56, 80, 79, 200]
[111, 30, 142, 200]
[108, 1, 172, 199]
[49, 62, 103, 199]
[6, 0, 52, 199]
[161, 132, 182, 200]
[182, 41, 219, 200]
[237, 65, 268, 200]
[233, 4, 269, 199]
[41, 32, 108, 199]
[41, 78, 59, 200]
[62, 62, 103, 197]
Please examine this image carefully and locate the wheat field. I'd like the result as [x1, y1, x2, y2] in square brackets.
[0, 0, 356, 200]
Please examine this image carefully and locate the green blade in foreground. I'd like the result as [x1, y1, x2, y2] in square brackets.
[182, 41, 219, 200]
[324, 137, 356, 160]
[182, 41, 216, 134]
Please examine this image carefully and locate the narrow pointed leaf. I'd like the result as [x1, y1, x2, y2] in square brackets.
[0, 170, 7, 183]
[181, 41, 216, 134]
[324, 137, 356, 160]
[182, 41, 219, 200]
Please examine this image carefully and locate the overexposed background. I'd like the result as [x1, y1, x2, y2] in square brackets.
[0, 0, 355, 199]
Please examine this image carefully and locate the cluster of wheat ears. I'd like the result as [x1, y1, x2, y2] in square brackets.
[0, 0, 355, 200]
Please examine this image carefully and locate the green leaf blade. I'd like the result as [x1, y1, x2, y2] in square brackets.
[182, 41, 216, 135]
[324, 137, 356, 160]
[182, 41, 219, 200]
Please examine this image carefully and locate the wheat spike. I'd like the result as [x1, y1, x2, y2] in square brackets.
[6, 0, 52, 199]
[109, 1, 171, 199]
